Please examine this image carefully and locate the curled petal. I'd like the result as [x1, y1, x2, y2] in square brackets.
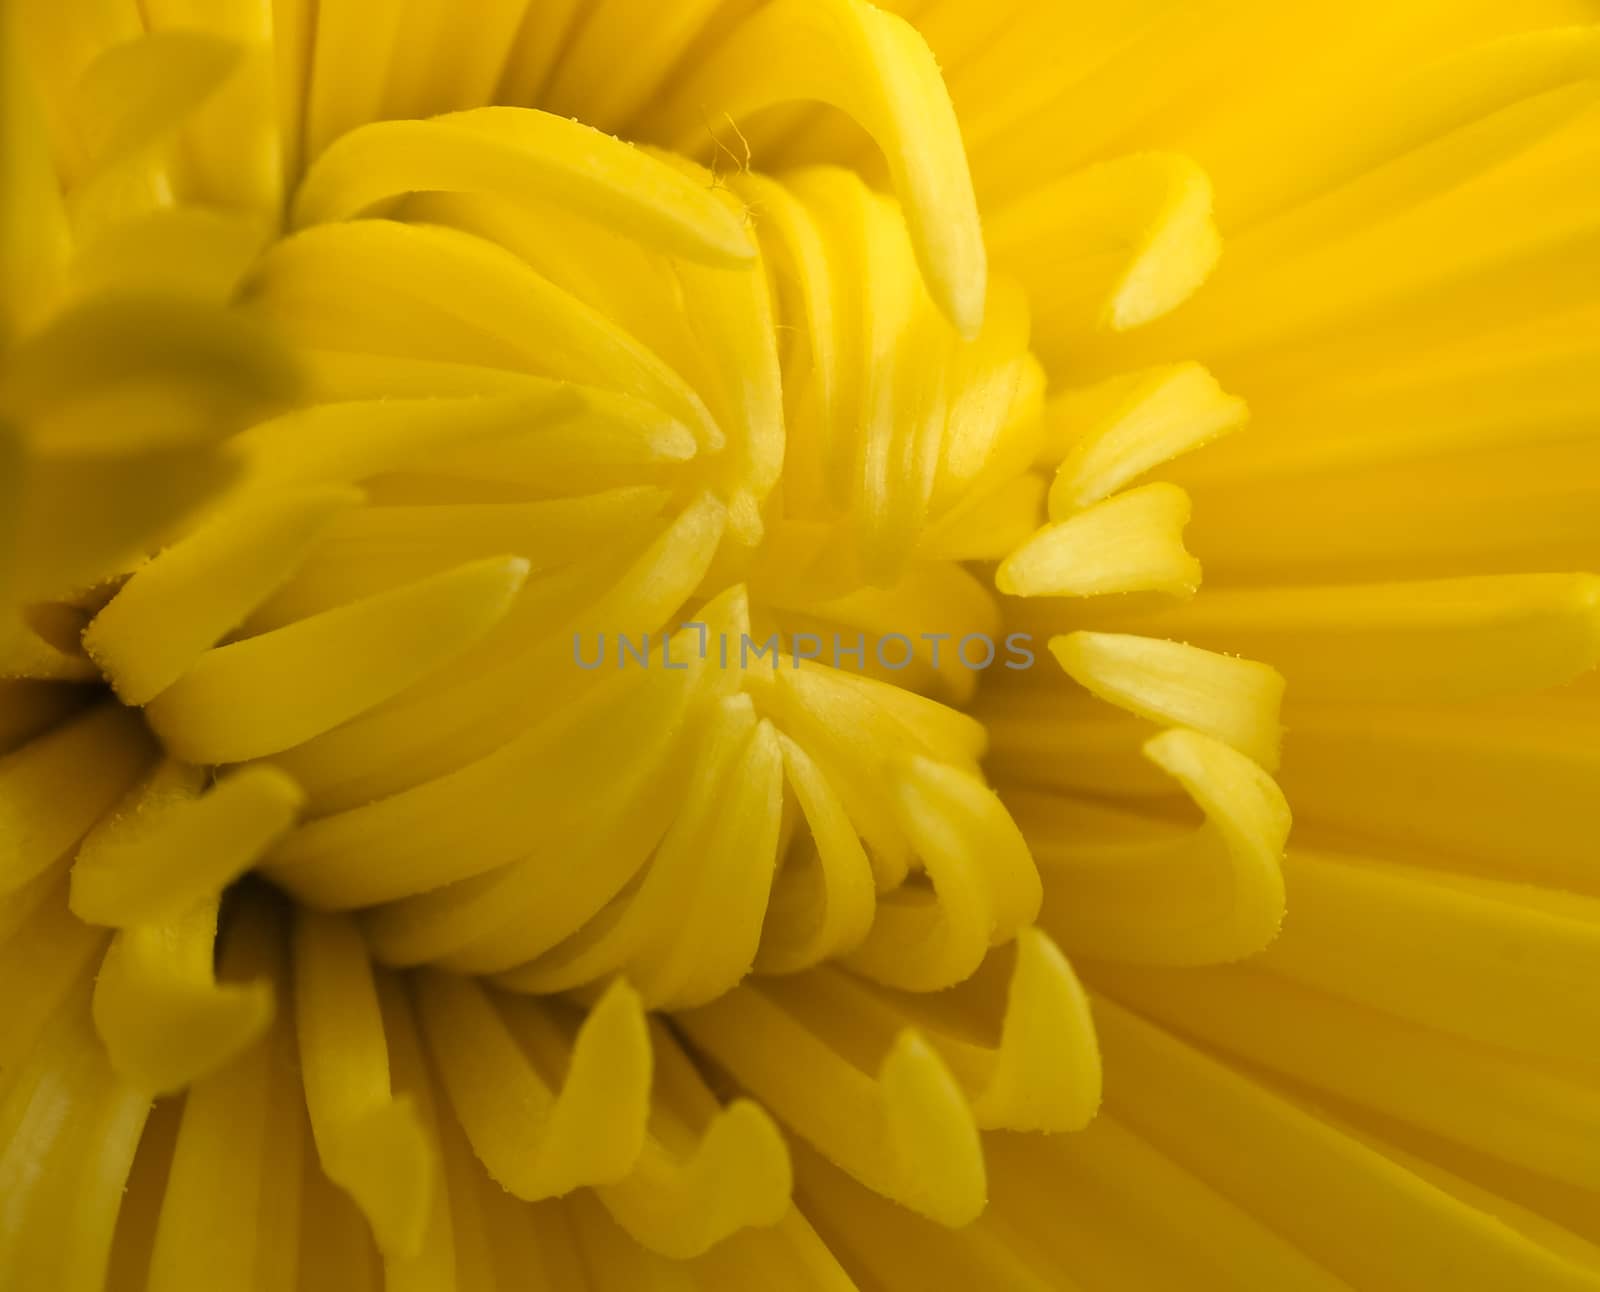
[413, 974, 651, 1200]
[789, 929, 1100, 1135]
[953, 927, 1101, 1133]
[293, 910, 434, 1260]
[998, 482, 1201, 599]
[493, 693, 784, 1009]
[754, 732, 877, 976]
[93, 896, 274, 1094]
[1049, 631, 1285, 770]
[844, 754, 1041, 992]
[676, 977, 986, 1227]
[72, 762, 303, 927]
[599, 1100, 790, 1259]
[1042, 362, 1248, 515]
[1019, 728, 1290, 965]
[596, 1022, 791, 1258]
[654, 0, 986, 336]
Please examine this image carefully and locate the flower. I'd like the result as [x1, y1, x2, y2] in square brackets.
[2, 1, 1598, 1289]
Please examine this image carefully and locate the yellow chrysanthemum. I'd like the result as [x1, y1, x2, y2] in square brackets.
[2, 1, 1598, 1289]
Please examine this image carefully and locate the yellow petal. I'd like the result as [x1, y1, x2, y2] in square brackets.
[494, 693, 784, 1009]
[92, 896, 275, 1093]
[1184, 438, 1600, 584]
[0, 424, 22, 642]
[1043, 362, 1248, 515]
[369, 968, 461, 1292]
[1021, 728, 1290, 965]
[987, 153, 1220, 365]
[1278, 695, 1600, 893]
[949, 927, 1101, 1133]
[0, 703, 153, 896]
[230, 391, 596, 494]
[2, 293, 301, 455]
[413, 973, 650, 1200]
[918, 472, 1047, 563]
[495, 0, 584, 107]
[265, 504, 726, 908]
[677, 977, 986, 1226]
[688, 1206, 862, 1292]
[0, 678, 90, 754]
[733, 168, 850, 508]
[147, 897, 306, 1292]
[1227, 25, 1600, 233]
[377, 0, 530, 122]
[654, 0, 986, 335]
[354, 602, 736, 966]
[139, 0, 282, 215]
[1093, 960, 1600, 1192]
[844, 754, 1041, 992]
[86, 486, 362, 705]
[0, 978, 149, 1292]
[145, 555, 530, 763]
[1050, 631, 1285, 769]
[1110, 573, 1600, 703]
[998, 481, 1201, 599]
[0, 3, 70, 346]
[983, 1113, 1354, 1292]
[303, 0, 407, 157]
[792, 1137, 1057, 1292]
[65, 207, 271, 306]
[807, 929, 1101, 1135]
[74, 30, 241, 171]
[294, 108, 756, 266]
[246, 220, 721, 444]
[0, 603, 99, 683]
[293, 910, 434, 1260]
[1092, 994, 1600, 1292]
[12, 447, 243, 602]
[0, 870, 107, 1074]
[71, 762, 304, 927]
[596, 1021, 791, 1259]
[541, 0, 726, 131]
[754, 732, 877, 975]
[1263, 846, 1600, 1067]
[567, 1193, 700, 1292]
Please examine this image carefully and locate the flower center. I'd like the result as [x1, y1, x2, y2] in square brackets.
[45, 103, 1049, 1017]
